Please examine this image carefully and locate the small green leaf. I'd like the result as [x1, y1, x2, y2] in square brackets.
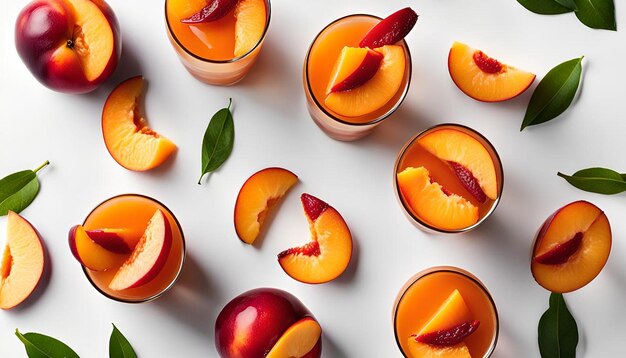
[0, 161, 49, 216]
[15, 329, 80, 358]
[574, 0, 616, 30]
[198, 99, 234, 184]
[109, 324, 137, 358]
[555, 0, 578, 9]
[538, 293, 578, 358]
[517, 0, 574, 14]
[558, 167, 626, 194]
[521, 57, 583, 131]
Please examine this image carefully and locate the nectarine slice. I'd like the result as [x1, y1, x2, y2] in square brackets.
[420, 290, 473, 334]
[397, 167, 479, 231]
[325, 45, 406, 117]
[85, 228, 136, 254]
[359, 7, 418, 48]
[69, 225, 125, 271]
[266, 317, 322, 358]
[448, 42, 535, 102]
[234, 167, 298, 245]
[418, 128, 498, 201]
[407, 340, 471, 358]
[102, 76, 177, 171]
[0, 212, 45, 310]
[278, 194, 352, 284]
[181, 0, 238, 23]
[531, 201, 611, 293]
[326, 47, 383, 93]
[234, 0, 266, 58]
[415, 320, 480, 346]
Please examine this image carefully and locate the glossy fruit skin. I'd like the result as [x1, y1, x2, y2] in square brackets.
[330, 50, 383, 93]
[359, 7, 418, 48]
[181, 0, 238, 23]
[15, 0, 121, 93]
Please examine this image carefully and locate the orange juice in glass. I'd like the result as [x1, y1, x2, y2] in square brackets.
[303, 8, 416, 141]
[394, 124, 503, 234]
[75, 194, 185, 303]
[165, 0, 270, 85]
[393, 267, 499, 357]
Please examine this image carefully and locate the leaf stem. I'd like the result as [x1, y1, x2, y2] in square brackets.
[227, 98, 232, 111]
[33, 160, 50, 174]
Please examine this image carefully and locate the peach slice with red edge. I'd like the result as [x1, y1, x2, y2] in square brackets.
[68, 225, 127, 271]
[327, 47, 384, 93]
[85, 228, 134, 254]
[418, 128, 498, 202]
[266, 317, 322, 358]
[278, 194, 352, 284]
[234, 0, 266, 58]
[531, 201, 611, 293]
[359, 7, 418, 48]
[448, 42, 535, 102]
[0, 211, 45, 310]
[397, 167, 479, 231]
[234, 167, 298, 245]
[109, 209, 173, 291]
[325, 45, 406, 117]
[181, 0, 238, 23]
[102, 76, 177, 171]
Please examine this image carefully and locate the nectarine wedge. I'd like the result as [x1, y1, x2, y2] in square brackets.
[407, 340, 471, 358]
[68, 225, 125, 271]
[234, 0, 267, 58]
[359, 7, 418, 48]
[266, 317, 322, 358]
[420, 289, 473, 335]
[327, 47, 383, 93]
[102, 76, 177, 171]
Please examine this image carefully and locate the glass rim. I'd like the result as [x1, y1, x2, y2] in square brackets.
[393, 123, 505, 234]
[303, 13, 412, 127]
[80, 193, 186, 304]
[392, 266, 500, 358]
[164, 0, 272, 64]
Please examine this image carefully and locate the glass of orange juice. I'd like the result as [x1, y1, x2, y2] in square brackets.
[394, 124, 504, 234]
[165, 0, 270, 85]
[393, 266, 499, 357]
[303, 14, 412, 141]
[81, 194, 185, 303]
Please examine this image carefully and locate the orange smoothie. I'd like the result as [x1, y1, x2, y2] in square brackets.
[82, 195, 185, 302]
[393, 268, 498, 357]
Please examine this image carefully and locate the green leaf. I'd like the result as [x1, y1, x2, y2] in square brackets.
[109, 324, 137, 358]
[538, 293, 578, 358]
[198, 99, 235, 184]
[521, 57, 583, 130]
[517, 0, 574, 14]
[0, 161, 49, 216]
[574, 0, 616, 30]
[555, 0, 578, 9]
[558, 167, 626, 194]
[15, 329, 80, 358]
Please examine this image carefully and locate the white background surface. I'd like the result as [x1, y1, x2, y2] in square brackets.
[1, 0, 625, 357]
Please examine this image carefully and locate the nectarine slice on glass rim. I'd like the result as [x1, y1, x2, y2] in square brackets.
[326, 47, 384, 93]
[0, 211, 45, 310]
[234, 167, 298, 245]
[102, 76, 177, 171]
[84, 228, 136, 254]
[266, 317, 322, 358]
[181, 0, 238, 23]
[397, 167, 479, 231]
[109, 209, 173, 291]
[68, 225, 126, 271]
[278, 194, 352, 284]
[531, 201, 611, 293]
[448, 42, 535, 102]
[359, 7, 418, 48]
[234, 0, 267, 58]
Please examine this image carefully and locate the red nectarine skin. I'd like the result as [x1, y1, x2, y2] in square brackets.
[449, 162, 487, 203]
[86, 229, 132, 254]
[301, 194, 329, 221]
[330, 50, 383, 93]
[534, 232, 583, 265]
[181, 0, 238, 23]
[359, 7, 418, 48]
[414, 320, 480, 346]
[472, 51, 503, 74]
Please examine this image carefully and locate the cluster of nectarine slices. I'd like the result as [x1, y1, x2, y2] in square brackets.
[102, 76, 177, 171]
[531, 201, 611, 293]
[448, 42, 535, 102]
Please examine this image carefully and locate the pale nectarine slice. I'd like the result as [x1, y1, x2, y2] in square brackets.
[407, 340, 471, 358]
[234, 168, 298, 245]
[278, 194, 352, 284]
[0, 212, 45, 310]
[109, 210, 172, 291]
[397, 167, 479, 231]
[266, 317, 322, 358]
[448, 41, 535, 102]
[102, 76, 177, 171]
[420, 290, 473, 335]
[531, 201, 611, 293]
[69, 225, 125, 271]
[234, 0, 266, 57]
[325, 45, 406, 117]
[418, 128, 498, 201]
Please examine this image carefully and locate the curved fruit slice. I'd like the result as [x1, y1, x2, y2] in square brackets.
[85, 228, 134, 254]
[181, 0, 238, 23]
[407, 340, 471, 358]
[420, 290, 473, 334]
[109, 210, 173, 291]
[69, 225, 125, 271]
[415, 320, 480, 346]
[234, 0, 267, 57]
[278, 194, 352, 284]
[327, 47, 384, 93]
[325, 45, 406, 117]
[448, 41, 535, 102]
[531, 201, 611, 293]
[234, 167, 298, 244]
[0, 212, 45, 310]
[266, 317, 322, 358]
[102, 76, 177, 171]
[418, 128, 498, 201]
[397, 167, 479, 230]
[359, 7, 418, 48]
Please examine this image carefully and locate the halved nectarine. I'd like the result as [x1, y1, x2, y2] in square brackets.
[102, 76, 177, 171]
[234, 0, 266, 58]
[448, 42, 535, 102]
[278, 194, 352, 284]
[266, 317, 322, 358]
[69, 225, 126, 271]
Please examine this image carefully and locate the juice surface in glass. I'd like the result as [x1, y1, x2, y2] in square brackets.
[393, 268, 498, 357]
[83, 195, 185, 302]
